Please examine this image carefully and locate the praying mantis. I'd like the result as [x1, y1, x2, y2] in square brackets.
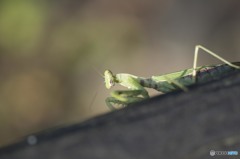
[104, 45, 240, 110]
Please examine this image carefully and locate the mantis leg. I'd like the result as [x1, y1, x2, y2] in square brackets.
[105, 90, 147, 110]
[192, 45, 240, 78]
[105, 97, 128, 110]
[105, 76, 149, 109]
[163, 75, 188, 92]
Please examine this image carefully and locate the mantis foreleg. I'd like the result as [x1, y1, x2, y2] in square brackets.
[105, 75, 149, 109]
[106, 90, 147, 110]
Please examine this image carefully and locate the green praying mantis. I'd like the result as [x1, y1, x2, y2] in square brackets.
[104, 45, 240, 110]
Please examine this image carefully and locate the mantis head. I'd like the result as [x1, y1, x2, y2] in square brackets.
[104, 70, 115, 89]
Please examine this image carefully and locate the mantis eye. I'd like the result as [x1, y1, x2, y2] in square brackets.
[109, 79, 115, 86]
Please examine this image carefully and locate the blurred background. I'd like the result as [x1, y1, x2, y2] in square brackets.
[0, 0, 240, 147]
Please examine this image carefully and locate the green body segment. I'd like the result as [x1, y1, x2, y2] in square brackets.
[138, 63, 239, 93]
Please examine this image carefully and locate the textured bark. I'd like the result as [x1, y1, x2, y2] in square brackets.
[1, 71, 240, 159]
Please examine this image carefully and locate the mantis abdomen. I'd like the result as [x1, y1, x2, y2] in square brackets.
[138, 63, 240, 93]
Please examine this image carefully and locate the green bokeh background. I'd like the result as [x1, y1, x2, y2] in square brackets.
[0, 0, 239, 147]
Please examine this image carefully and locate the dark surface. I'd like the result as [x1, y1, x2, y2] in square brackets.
[1, 71, 240, 159]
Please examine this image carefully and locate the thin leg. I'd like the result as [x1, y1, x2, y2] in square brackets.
[163, 75, 188, 92]
[192, 45, 240, 78]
